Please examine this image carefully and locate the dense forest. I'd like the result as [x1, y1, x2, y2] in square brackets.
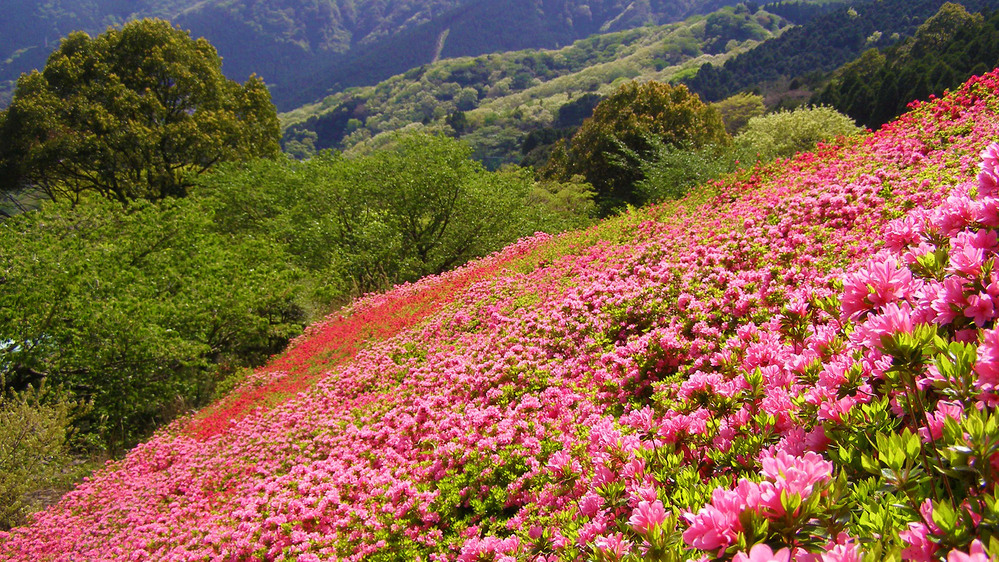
[281, 0, 999, 171]
[281, 4, 790, 166]
[682, 0, 999, 102]
[815, 3, 999, 128]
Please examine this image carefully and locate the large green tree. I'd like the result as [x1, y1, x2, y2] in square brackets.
[0, 195, 305, 453]
[0, 18, 280, 204]
[198, 133, 595, 302]
[541, 80, 729, 214]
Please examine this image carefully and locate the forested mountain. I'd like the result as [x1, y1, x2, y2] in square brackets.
[265, 0, 752, 109]
[281, 4, 789, 165]
[0, 0, 753, 111]
[682, 0, 999, 102]
[0, 0, 200, 106]
[814, 3, 999, 128]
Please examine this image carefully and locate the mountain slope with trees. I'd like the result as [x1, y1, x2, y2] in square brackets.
[280, 3, 789, 166]
[682, 0, 999, 103]
[814, 2, 999, 129]
[0, 0, 753, 111]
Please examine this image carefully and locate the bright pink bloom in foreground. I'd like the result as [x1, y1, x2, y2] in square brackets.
[948, 540, 991, 562]
[628, 499, 668, 535]
[593, 533, 632, 559]
[760, 450, 833, 498]
[733, 543, 792, 562]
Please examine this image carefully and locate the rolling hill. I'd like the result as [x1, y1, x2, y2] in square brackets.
[280, 3, 789, 165]
[0, 0, 749, 111]
[4, 65, 999, 559]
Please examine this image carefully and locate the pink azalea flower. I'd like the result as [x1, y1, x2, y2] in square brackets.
[920, 401, 964, 442]
[628, 499, 668, 535]
[947, 540, 991, 562]
[981, 141, 999, 174]
[820, 534, 862, 562]
[965, 292, 995, 326]
[760, 450, 834, 498]
[932, 276, 969, 325]
[900, 522, 940, 562]
[981, 168, 999, 197]
[579, 493, 603, 517]
[976, 327, 999, 391]
[841, 255, 914, 318]
[593, 533, 633, 560]
[733, 543, 792, 562]
[949, 243, 985, 276]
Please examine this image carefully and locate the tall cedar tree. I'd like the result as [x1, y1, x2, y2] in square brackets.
[0, 19, 280, 204]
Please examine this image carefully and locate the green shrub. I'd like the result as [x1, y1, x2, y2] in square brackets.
[635, 142, 747, 204]
[0, 380, 81, 530]
[734, 105, 862, 161]
[0, 196, 305, 454]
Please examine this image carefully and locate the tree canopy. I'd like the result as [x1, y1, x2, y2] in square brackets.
[0, 18, 280, 205]
[541, 80, 728, 214]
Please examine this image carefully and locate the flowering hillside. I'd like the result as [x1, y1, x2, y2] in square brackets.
[7, 72, 999, 561]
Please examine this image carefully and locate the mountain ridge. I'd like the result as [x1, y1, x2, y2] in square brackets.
[0, 0, 748, 111]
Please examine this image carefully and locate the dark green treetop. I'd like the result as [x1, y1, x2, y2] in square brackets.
[541, 80, 729, 214]
[0, 18, 280, 204]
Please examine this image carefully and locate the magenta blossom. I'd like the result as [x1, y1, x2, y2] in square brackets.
[628, 499, 668, 535]
[593, 533, 633, 560]
[733, 543, 792, 562]
[947, 540, 991, 562]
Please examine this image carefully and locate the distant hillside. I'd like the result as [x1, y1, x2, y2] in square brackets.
[281, 4, 789, 166]
[5, 65, 999, 561]
[0, 0, 199, 106]
[682, 0, 999, 102]
[0, 0, 752, 111]
[268, 0, 751, 109]
[814, 2, 999, 128]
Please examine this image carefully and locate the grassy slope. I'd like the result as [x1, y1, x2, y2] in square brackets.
[4, 71, 999, 559]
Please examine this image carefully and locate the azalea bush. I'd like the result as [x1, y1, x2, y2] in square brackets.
[7, 71, 999, 561]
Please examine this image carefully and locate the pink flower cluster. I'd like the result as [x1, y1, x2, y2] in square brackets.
[4, 70, 999, 560]
[682, 451, 833, 554]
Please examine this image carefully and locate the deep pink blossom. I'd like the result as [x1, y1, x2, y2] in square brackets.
[592, 533, 632, 560]
[628, 500, 668, 535]
[976, 327, 999, 391]
[733, 543, 792, 562]
[947, 539, 991, 562]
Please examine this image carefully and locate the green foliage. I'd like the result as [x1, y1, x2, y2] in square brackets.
[711, 92, 766, 135]
[814, 3, 999, 128]
[0, 379, 82, 530]
[0, 195, 304, 453]
[0, 19, 281, 204]
[733, 105, 861, 161]
[199, 133, 595, 304]
[635, 142, 748, 204]
[540, 80, 729, 214]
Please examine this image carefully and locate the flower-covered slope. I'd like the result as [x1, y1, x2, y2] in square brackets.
[7, 73, 999, 561]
